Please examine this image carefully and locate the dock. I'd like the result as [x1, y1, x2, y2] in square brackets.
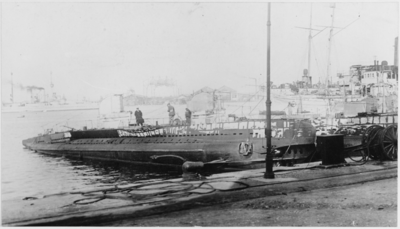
[2, 159, 397, 226]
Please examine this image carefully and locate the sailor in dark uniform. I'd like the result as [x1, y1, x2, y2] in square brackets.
[135, 108, 144, 126]
[167, 103, 175, 125]
[185, 108, 192, 125]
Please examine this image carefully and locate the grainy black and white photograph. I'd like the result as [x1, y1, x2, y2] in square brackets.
[1, 0, 398, 226]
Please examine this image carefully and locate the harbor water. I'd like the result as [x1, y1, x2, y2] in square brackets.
[1, 98, 301, 202]
[1, 109, 181, 202]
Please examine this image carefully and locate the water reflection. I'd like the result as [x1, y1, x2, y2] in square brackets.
[2, 110, 183, 201]
[43, 154, 182, 187]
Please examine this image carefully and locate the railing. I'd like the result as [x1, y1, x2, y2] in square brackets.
[47, 116, 173, 134]
[336, 113, 398, 128]
[43, 112, 392, 139]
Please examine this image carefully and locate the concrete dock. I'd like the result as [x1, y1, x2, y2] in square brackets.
[2, 159, 397, 226]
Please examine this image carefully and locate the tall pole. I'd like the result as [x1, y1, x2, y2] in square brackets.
[307, 4, 312, 80]
[296, 3, 327, 87]
[326, 3, 335, 90]
[264, 2, 274, 179]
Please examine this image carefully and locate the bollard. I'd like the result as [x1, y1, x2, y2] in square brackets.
[182, 161, 205, 181]
[317, 134, 345, 165]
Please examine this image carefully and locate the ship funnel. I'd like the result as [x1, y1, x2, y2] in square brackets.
[382, 60, 388, 70]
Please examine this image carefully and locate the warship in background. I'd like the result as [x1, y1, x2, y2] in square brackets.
[2, 77, 99, 113]
[2, 101, 99, 113]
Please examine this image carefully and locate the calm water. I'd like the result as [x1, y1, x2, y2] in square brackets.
[1, 99, 293, 202]
[1, 109, 182, 202]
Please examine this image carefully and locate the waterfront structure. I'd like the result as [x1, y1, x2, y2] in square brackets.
[216, 86, 238, 101]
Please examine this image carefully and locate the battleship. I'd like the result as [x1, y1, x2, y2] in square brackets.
[2, 75, 99, 113]
[2, 101, 99, 113]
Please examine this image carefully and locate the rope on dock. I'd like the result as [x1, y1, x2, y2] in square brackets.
[53, 179, 254, 208]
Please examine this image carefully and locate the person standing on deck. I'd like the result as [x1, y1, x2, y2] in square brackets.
[167, 103, 175, 125]
[185, 108, 192, 125]
[135, 108, 144, 126]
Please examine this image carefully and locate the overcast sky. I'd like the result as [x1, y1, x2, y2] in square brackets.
[1, 1, 398, 102]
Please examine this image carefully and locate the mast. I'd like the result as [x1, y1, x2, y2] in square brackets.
[326, 3, 336, 89]
[296, 3, 326, 87]
[264, 2, 274, 179]
[307, 4, 312, 80]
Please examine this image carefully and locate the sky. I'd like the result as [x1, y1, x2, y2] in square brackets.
[1, 1, 398, 102]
